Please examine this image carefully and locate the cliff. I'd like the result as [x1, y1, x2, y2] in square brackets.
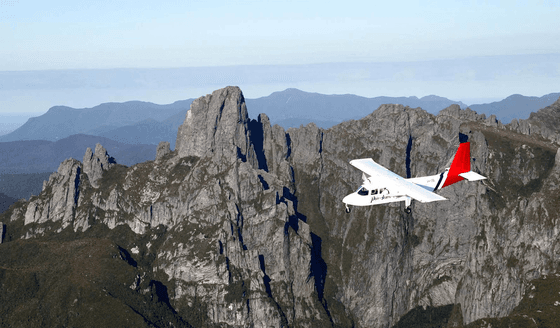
[1, 87, 559, 327]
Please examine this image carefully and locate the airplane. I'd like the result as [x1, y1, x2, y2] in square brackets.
[343, 142, 486, 214]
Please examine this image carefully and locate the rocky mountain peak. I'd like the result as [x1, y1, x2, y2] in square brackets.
[507, 95, 560, 145]
[175, 86, 252, 164]
[82, 143, 116, 188]
[373, 103, 417, 116]
[438, 103, 485, 122]
[552, 95, 560, 109]
[155, 141, 171, 162]
[2, 86, 560, 327]
[25, 158, 83, 229]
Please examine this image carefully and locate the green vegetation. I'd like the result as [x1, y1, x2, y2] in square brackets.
[169, 283, 212, 328]
[506, 256, 520, 269]
[478, 126, 556, 205]
[224, 278, 248, 304]
[0, 233, 192, 327]
[431, 135, 449, 149]
[392, 304, 456, 328]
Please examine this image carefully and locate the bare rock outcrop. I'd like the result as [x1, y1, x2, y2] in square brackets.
[2, 87, 560, 327]
[3, 86, 333, 327]
[155, 141, 171, 161]
[176, 86, 253, 164]
[507, 96, 560, 144]
[82, 143, 116, 188]
[282, 102, 559, 326]
[24, 158, 83, 232]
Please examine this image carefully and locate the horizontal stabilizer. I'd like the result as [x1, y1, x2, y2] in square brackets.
[459, 171, 486, 181]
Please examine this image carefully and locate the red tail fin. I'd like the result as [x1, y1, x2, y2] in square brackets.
[441, 142, 471, 188]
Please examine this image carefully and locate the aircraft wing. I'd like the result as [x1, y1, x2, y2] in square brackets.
[350, 158, 446, 203]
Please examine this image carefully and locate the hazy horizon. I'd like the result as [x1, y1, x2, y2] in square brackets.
[1, 54, 559, 115]
[1, 1, 559, 116]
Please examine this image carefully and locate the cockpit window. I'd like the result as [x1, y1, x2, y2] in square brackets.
[357, 187, 369, 196]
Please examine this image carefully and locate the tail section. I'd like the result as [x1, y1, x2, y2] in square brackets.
[441, 142, 470, 188]
[406, 142, 486, 191]
[439, 142, 486, 188]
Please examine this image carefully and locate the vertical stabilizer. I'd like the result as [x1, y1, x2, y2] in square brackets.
[441, 142, 471, 188]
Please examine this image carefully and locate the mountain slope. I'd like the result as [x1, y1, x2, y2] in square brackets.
[2, 87, 335, 327]
[92, 113, 188, 149]
[2, 86, 560, 327]
[245, 88, 467, 128]
[0, 135, 157, 208]
[0, 89, 468, 143]
[0, 134, 156, 175]
[4, 89, 558, 146]
[469, 92, 560, 124]
[0, 172, 53, 202]
[94, 119, 177, 148]
[0, 235, 192, 327]
[0, 100, 193, 142]
[0, 192, 17, 214]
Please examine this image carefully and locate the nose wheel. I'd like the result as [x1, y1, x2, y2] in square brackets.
[405, 207, 412, 214]
[345, 205, 351, 213]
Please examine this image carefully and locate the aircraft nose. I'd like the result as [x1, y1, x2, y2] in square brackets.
[342, 194, 353, 205]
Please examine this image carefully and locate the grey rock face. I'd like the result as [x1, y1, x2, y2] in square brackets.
[82, 143, 116, 188]
[176, 86, 253, 164]
[281, 102, 560, 327]
[23, 158, 83, 232]
[155, 141, 171, 161]
[507, 96, 560, 144]
[3, 87, 560, 327]
[5, 87, 332, 327]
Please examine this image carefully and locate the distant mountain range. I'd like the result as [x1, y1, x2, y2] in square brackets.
[0, 99, 193, 144]
[468, 93, 560, 123]
[1, 89, 470, 144]
[0, 192, 17, 214]
[3, 90, 559, 147]
[0, 134, 157, 201]
[0, 173, 52, 202]
[246, 89, 560, 128]
[0, 134, 156, 175]
[246, 88, 469, 128]
[87, 109, 189, 148]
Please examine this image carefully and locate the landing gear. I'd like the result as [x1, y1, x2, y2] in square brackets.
[345, 205, 351, 214]
[404, 197, 412, 214]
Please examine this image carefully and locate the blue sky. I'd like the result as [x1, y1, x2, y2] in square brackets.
[0, 0, 559, 116]
[1, 0, 559, 69]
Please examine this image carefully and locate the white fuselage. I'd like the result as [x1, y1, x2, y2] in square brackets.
[342, 189, 411, 207]
[342, 172, 447, 208]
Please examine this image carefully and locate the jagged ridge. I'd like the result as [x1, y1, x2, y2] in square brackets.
[1, 87, 560, 327]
